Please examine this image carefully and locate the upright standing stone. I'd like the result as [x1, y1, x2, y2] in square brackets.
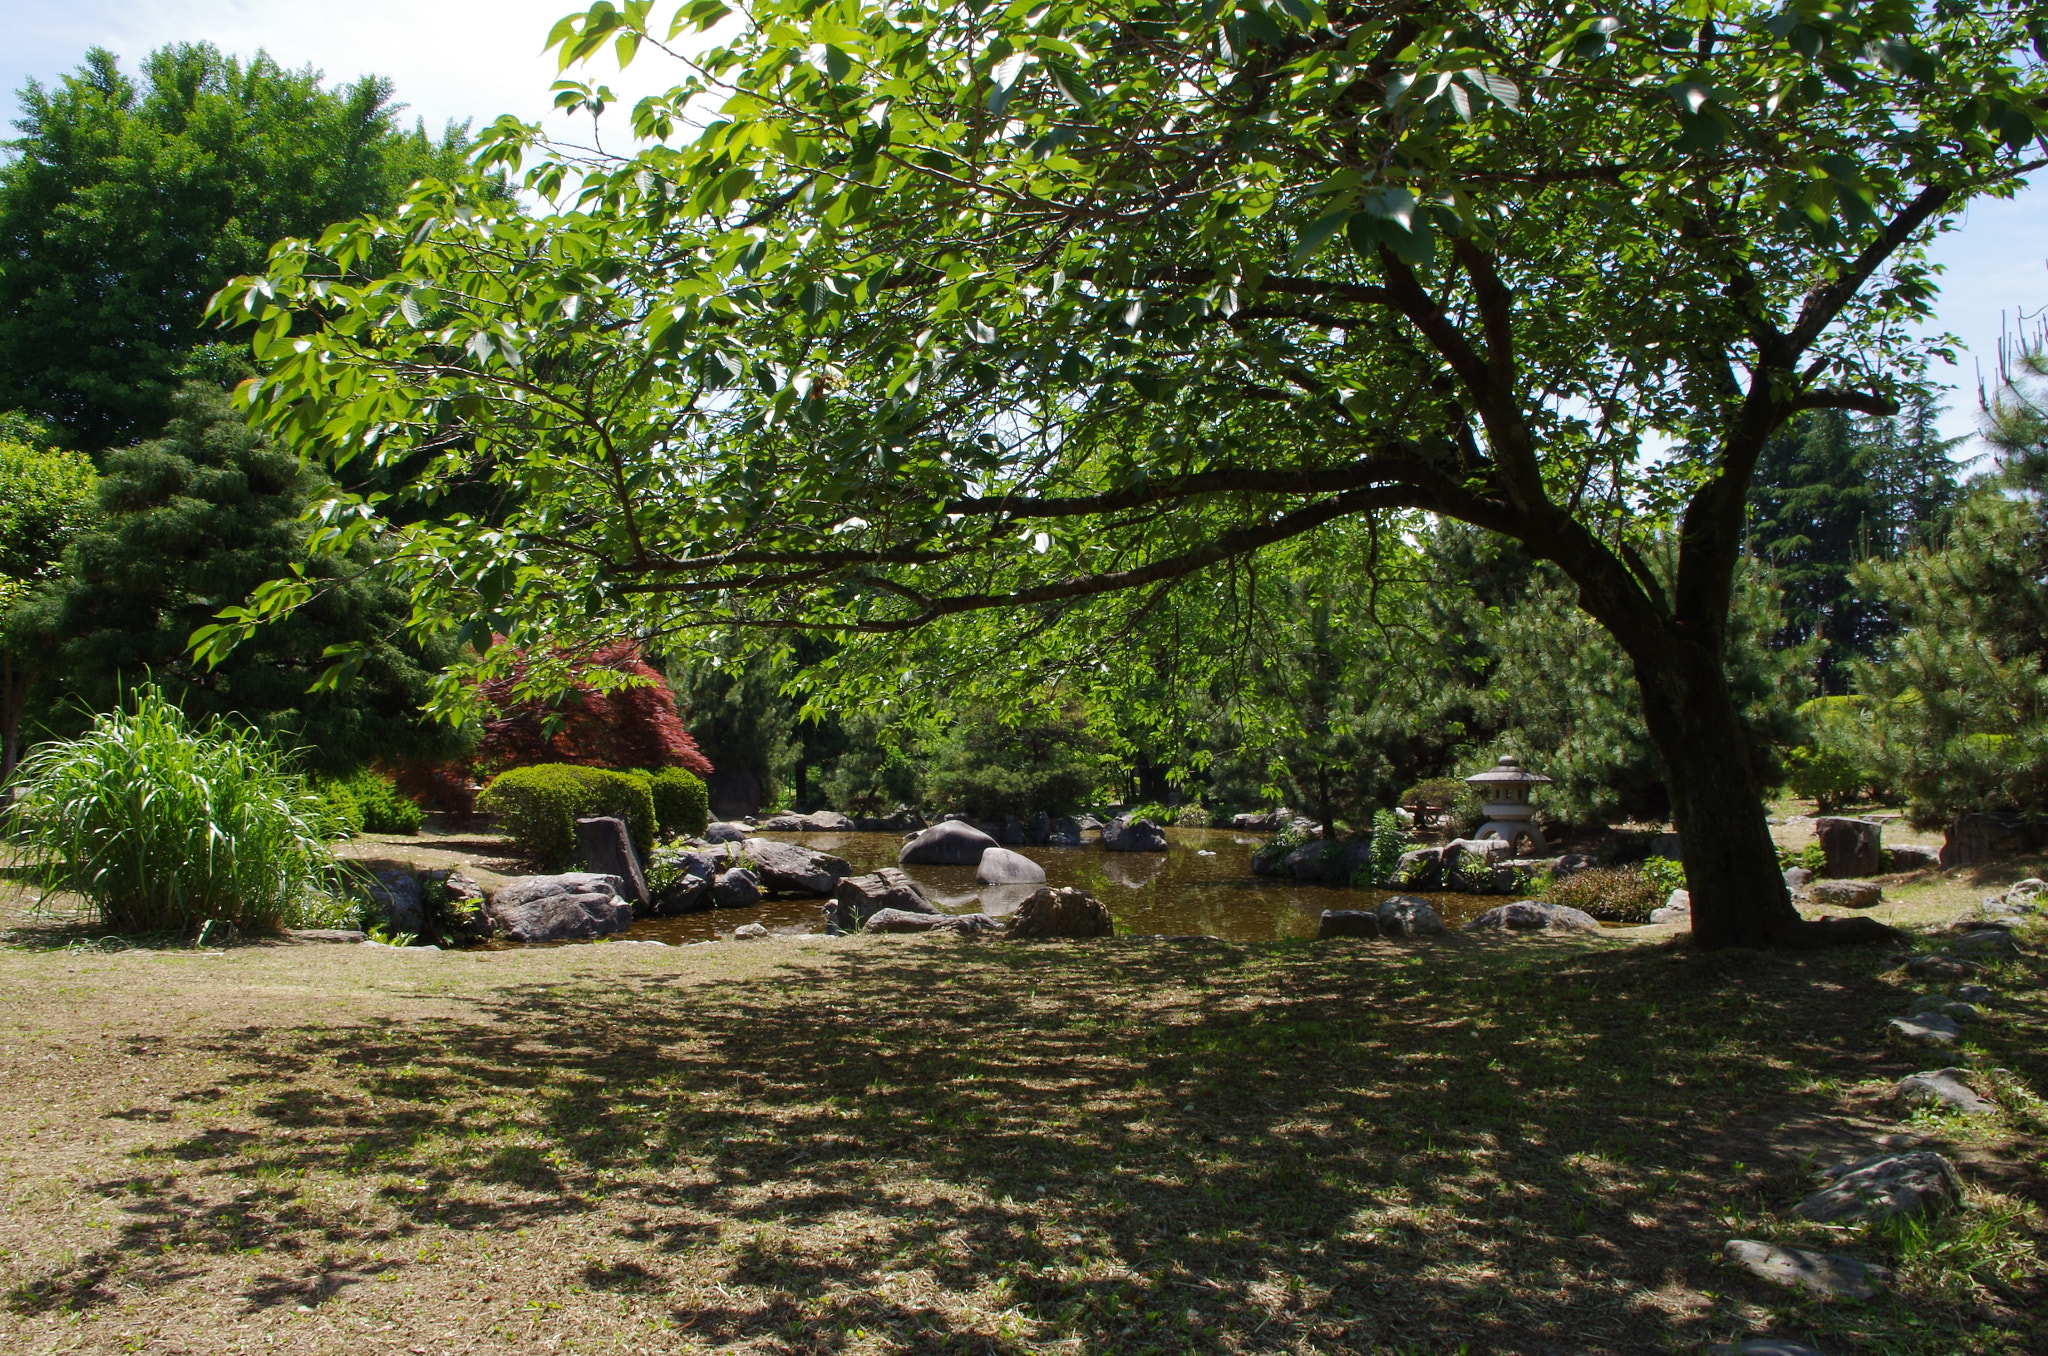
[577, 816, 649, 912]
[1814, 816, 1882, 878]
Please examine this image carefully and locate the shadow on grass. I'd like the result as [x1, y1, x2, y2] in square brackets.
[17, 935, 2048, 1354]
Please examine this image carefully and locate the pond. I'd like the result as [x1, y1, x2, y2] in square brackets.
[624, 827, 1496, 945]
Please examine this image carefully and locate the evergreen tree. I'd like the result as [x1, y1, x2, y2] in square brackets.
[52, 384, 468, 773]
[0, 431, 98, 777]
[0, 44, 479, 449]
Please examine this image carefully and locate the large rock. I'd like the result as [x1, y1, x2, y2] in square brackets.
[1284, 839, 1332, 880]
[932, 912, 1004, 937]
[827, 867, 937, 930]
[1815, 816, 1882, 877]
[576, 815, 649, 912]
[365, 869, 426, 935]
[853, 805, 927, 833]
[1649, 888, 1692, 925]
[1883, 843, 1941, 873]
[1375, 896, 1446, 937]
[1046, 816, 1084, 846]
[1810, 879, 1882, 910]
[711, 868, 763, 909]
[703, 821, 750, 844]
[1443, 837, 1511, 893]
[741, 838, 851, 895]
[1892, 1068, 1995, 1115]
[1722, 1239, 1887, 1301]
[1887, 1013, 1961, 1045]
[1465, 900, 1602, 934]
[1231, 809, 1290, 831]
[1317, 909, 1381, 939]
[1951, 927, 2021, 958]
[1551, 853, 1596, 879]
[1334, 837, 1376, 885]
[1389, 847, 1443, 890]
[1783, 866, 1814, 890]
[1101, 816, 1169, 852]
[976, 847, 1047, 885]
[1007, 886, 1115, 939]
[803, 810, 855, 832]
[1905, 953, 1977, 981]
[648, 848, 720, 914]
[1941, 812, 2048, 867]
[900, 819, 998, 866]
[1796, 1151, 1961, 1224]
[865, 907, 946, 934]
[487, 873, 633, 942]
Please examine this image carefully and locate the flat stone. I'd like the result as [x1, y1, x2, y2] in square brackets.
[1464, 900, 1602, 934]
[1888, 1014, 1961, 1044]
[1810, 879, 1882, 909]
[930, 912, 1003, 937]
[1723, 1239, 1889, 1300]
[1892, 1068, 1995, 1115]
[1951, 928, 2021, 958]
[703, 821, 749, 843]
[1709, 1342, 1830, 1356]
[975, 846, 1047, 885]
[732, 922, 769, 939]
[1933, 1001, 1984, 1023]
[290, 928, 367, 944]
[864, 907, 945, 934]
[1905, 954, 1976, 980]
[1317, 909, 1381, 940]
[1797, 1150, 1961, 1224]
[740, 838, 850, 895]
[826, 867, 936, 930]
[1953, 984, 1993, 1003]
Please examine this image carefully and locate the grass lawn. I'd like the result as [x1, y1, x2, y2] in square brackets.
[0, 854, 2043, 1355]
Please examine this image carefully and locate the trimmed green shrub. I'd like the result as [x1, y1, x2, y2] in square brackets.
[312, 769, 426, 837]
[477, 764, 657, 868]
[1541, 866, 1659, 923]
[640, 766, 711, 839]
[9, 685, 349, 933]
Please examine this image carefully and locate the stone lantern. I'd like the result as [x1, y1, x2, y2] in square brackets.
[1465, 756, 1554, 855]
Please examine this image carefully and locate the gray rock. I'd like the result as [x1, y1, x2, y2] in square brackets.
[1008, 886, 1115, 939]
[1892, 1068, 1994, 1115]
[803, 810, 855, 832]
[740, 838, 851, 895]
[1390, 847, 1443, 890]
[1046, 816, 1084, 846]
[931, 912, 1004, 937]
[1551, 853, 1597, 879]
[1443, 838, 1510, 893]
[487, 873, 633, 942]
[1797, 1150, 1962, 1224]
[1932, 1001, 1984, 1023]
[1953, 983, 1993, 1003]
[703, 821, 749, 843]
[710, 868, 763, 909]
[1375, 896, 1446, 937]
[649, 848, 720, 914]
[576, 815, 649, 912]
[826, 867, 937, 930]
[732, 922, 770, 939]
[1951, 928, 2021, 958]
[1816, 816, 1882, 877]
[865, 907, 945, 934]
[1335, 837, 1377, 884]
[1783, 865, 1815, 889]
[1905, 953, 1977, 980]
[1810, 879, 1882, 909]
[899, 819, 998, 866]
[1709, 1342, 1829, 1356]
[1883, 843, 1942, 873]
[1723, 1238, 1889, 1300]
[1076, 815, 1104, 832]
[1283, 839, 1331, 880]
[1650, 887, 1692, 923]
[755, 812, 809, 831]
[1230, 809, 1290, 831]
[1941, 812, 2048, 868]
[2010, 876, 2047, 898]
[1888, 1013, 1961, 1044]
[291, 929, 367, 944]
[365, 869, 426, 935]
[1101, 816, 1169, 852]
[1465, 900, 1603, 934]
[976, 846, 1047, 885]
[1317, 909, 1381, 939]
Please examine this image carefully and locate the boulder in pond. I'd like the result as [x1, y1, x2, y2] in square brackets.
[900, 819, 998, 866]
[1317, 909, 1381, 939]
[1464, 900, 1602, 934]
[1375, 896, 1445, 937]
[1101, 816, 1168, 852]
[826, 868, 938, 930]
[711, 868, 763, 909]
[1231, 809, 1290, 831]
[1443, 838, 1510, 892]
[648, 848, 720, 914]
[976, 847, 1047, 885]
[1796, 1150, 1961, 1224]
[1389, 847, 1443, 890]
[487, 873, 633, 942]
[1047, 816, 1084, 846]
[704, 821, 749, 844]
[741, 838, 851, 895]
[1284, 839, 1332, 880]
[1008, 886, 1115, 939]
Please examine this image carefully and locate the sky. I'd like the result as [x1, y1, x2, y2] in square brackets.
[2, 0, 2042, 458]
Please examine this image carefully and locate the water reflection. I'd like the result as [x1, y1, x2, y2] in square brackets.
[625, 828, 1488, 945]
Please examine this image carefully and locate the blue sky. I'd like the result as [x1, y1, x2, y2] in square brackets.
[3, 0, 2040, 458]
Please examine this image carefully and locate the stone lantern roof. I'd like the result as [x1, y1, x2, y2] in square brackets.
[1465, 756, 1553, 790]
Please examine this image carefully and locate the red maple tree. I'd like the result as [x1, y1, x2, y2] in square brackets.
[474, 640, 713, 774]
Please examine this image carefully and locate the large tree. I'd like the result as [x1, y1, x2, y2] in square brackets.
[0, 43, 477, 449]
[213, 0, 2046, 948]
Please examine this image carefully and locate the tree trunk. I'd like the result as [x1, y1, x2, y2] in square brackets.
[1, 650, 21, 785]
[1630, 640, 1898, 949]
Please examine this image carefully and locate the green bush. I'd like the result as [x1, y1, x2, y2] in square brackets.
[1351, 808, 1406, 887]
[1541, 866, 1659, 924]
[477, 764, 657, 868]
[312, 769, 425, 837]
[8, 685, 349, 934]
[1640, 855, 1687, 898]
[640, 766, 710, 839]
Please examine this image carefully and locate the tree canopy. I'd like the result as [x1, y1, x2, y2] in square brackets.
[0, 42, 480, 449]
[211, 0, 2048, 945]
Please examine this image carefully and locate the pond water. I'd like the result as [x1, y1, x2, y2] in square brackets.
[624, 828, 1493, 945]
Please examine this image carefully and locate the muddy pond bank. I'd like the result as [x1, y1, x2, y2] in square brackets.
[624, 827, 1485, 945]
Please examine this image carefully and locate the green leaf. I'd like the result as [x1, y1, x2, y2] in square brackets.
[1289, 206, 1353, 266]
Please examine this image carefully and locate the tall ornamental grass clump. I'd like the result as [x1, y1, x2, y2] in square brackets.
[9, 687, 347, 933]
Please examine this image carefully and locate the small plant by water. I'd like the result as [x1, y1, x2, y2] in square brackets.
[8, 685, 350, 935]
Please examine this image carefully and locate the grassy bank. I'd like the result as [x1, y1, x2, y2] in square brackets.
[0, 884, 2043, 1356]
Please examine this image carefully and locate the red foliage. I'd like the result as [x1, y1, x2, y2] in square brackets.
[475, 640, 713, 775]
